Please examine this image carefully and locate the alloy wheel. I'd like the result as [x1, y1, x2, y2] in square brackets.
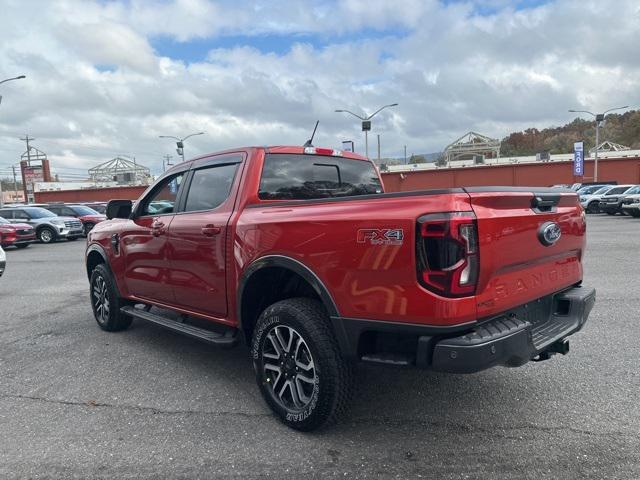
[92, 275, 110, 325]
[261, 325, 317, 411]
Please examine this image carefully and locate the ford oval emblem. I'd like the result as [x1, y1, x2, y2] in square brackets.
[538, 221, 562, 246]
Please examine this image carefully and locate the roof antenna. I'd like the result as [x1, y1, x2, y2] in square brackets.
[303, 120, 319, 147]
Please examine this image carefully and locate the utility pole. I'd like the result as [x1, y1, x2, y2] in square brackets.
[20, 134, 34, 164]
[12, 165, 18, 202]
[377, 134, 381, 162]
[404, 145, 407, 164]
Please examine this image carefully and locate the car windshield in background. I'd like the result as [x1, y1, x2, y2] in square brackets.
[259, 154, 383, 200]
[623, 185, 640, 195]
[606, 186, 631, 195]
[24, 208, 56, 218]
[594, 186, 612, 195]
[0, 217, 9, 224]
[71, 205, 100, 215]
[579, 185, 606, 194]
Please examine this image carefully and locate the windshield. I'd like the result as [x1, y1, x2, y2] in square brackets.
[259, 154, 383, 200]
[593, 186, 612, 195]
[0, 217, 9, 224]
[70, 205, 100, 215]
[623, 185, 640, 195]
[578, 185, 605, 194]
[606, 186, 631, 195]
[24, 207, 57, 218]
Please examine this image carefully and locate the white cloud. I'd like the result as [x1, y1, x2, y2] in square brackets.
[0, 0, 639, 178]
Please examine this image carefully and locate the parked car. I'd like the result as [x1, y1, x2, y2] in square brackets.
[579, 185, 613, 213]
[86, 145, 594, 431]
[0, 207, 83, 243]
[0, 216, 36, 248]
[0, 245, 5, 277]
[571, 181, 617, 191]
[599, 185, 640, 215]
[621, 194, 640, 217]
[579, 185, 623, 213]
[81, 202, 108, 215]
[45, 204, 107, 235]
[576, 184, 608, 195]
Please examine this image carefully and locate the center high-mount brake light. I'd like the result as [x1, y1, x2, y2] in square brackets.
[416, 212, 479, 297]
[304, 147, 343, 156]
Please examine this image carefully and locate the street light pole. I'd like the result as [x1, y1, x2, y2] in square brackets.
[159, 132, 205, 162]
[568, 106, 629, 182]
[335, 103, 398, 158]
[0, 75, 26, 107]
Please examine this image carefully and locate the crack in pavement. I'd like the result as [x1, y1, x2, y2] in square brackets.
[0, 393, 272, 419]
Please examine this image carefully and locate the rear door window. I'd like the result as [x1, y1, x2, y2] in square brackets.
[259, 154, 383, 200]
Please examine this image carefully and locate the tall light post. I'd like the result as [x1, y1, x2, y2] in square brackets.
[335, 103, 398, 158]
[159, 132, 205, 162]
[568, 106, 629, 182]
[0, 75, 26, 107]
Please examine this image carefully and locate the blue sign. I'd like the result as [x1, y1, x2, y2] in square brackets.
[573, 141, 584, 176]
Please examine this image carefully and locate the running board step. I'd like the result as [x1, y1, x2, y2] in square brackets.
[121, 306, 238, 348]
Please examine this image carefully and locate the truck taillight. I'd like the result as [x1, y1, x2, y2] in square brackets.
[416, 212, 479, 297]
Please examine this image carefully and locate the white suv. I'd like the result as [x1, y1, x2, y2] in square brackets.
[580, 185, 635, 214]
[621, 194, 640, 217]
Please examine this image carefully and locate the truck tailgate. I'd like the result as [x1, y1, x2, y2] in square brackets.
[466, 188, 586, 318]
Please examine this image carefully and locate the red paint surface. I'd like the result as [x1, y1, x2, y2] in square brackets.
[87, 146, 586, 329]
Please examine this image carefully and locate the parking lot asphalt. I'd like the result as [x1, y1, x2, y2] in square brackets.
[0, 214, 638, 479]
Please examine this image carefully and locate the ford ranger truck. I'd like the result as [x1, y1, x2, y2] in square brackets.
[85, 146, 595, 431]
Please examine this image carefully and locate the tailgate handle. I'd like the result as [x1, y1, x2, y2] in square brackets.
[531, 194, 559, 213]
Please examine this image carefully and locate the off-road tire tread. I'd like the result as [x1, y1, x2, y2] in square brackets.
[254, 297, 354, 431]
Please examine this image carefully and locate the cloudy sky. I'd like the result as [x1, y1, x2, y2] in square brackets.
[0, 0, 638, 179]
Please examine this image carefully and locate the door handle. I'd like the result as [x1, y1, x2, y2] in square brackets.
[201, 225, 221, 236]
[151, 220, 166, 236]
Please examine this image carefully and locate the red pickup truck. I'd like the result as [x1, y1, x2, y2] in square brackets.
[85, 145, 595, 431]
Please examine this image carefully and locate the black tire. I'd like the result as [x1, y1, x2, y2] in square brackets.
[586, 202, 600, 214]
[15, 244, 30, 249]
[251, 298, 354, 431]
[89, 264, 132, 332]
[630, 211, 640, 218]
[83, 223, 95, 236]
[38, 227, 56, 244]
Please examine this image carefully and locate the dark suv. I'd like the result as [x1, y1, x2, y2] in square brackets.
[0, 207, 83, 243]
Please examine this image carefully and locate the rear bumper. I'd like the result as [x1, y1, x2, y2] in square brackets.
[331, 285, 595, 373]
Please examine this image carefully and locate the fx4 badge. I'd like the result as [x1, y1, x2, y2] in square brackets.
[357, 228, 404, 246]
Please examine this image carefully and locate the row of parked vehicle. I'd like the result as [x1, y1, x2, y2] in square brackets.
[576, 184, 640, 216]
[0, 202, 107, 249]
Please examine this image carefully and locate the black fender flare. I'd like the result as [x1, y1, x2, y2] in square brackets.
[237, 255, 340, 329]
[85, 243, 108, 279]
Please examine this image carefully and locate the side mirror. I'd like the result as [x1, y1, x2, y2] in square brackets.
[106, 199, 133, 220]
